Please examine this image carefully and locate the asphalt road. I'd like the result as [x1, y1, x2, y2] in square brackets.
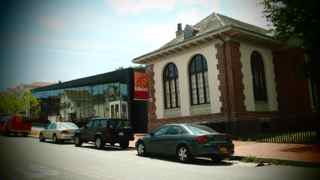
[0, 136, 319, 180]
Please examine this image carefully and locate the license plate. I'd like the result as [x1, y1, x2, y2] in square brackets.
[118, 132, 124, 136]
[219, 147, 228, 153]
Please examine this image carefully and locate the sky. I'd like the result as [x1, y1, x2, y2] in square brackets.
[0, 0, 271, 90]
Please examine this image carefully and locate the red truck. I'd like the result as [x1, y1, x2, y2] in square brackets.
[0, 115, 32, 136]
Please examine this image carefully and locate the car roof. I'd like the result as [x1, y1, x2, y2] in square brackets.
[55, 122, 75, 124]
[164, 123, 199, 127]
[91, 117, 127, 121]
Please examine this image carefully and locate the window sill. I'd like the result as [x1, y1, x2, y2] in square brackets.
[190, 103, 211, 115]
[164, 108, 181, 118]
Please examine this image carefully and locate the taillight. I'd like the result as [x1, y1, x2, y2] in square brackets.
[195, 135, 209, 144]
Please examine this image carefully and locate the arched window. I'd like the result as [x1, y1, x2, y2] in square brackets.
[189, 54, 210, 105]
[251, 51, 268, 101]
[163, 63, 180, 109]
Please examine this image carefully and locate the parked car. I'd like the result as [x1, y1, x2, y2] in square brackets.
[39, 122, 79, 143]
[0, 115, 32, 136]
[73, 117, 134, 149]
[135, 123, 234, 163]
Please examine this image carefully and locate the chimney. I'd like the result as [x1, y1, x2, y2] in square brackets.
[176, 23, 183, 37]
[183, 24, 194, 40]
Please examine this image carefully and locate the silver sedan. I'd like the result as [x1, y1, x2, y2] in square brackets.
[39, 122, 79, 144]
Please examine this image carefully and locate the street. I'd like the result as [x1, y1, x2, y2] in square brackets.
[0, 136, 319, 180]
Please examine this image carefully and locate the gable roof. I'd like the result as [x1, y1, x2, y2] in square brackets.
[162, 12, 270, 48]
[133, 12, 275, 64]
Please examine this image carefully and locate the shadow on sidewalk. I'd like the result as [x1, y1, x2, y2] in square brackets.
[78, 144, 135, 151]
[281, 145, 320, 153]
[136, 154, 234, 166]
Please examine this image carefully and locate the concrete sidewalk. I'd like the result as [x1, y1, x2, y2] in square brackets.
[234, 141, 320, 163]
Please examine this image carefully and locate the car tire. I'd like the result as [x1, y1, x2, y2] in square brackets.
[74, 135, 82, 147]
[53, 134, 60, 144]
[39, 133, 45, 142]
[4, 129, 10, 136]
[23, 133, 28, 137]
[95, 136, 104, 149]
[176, 145, 193, 163]
[211, 155, 223, 163]
[136, 141, 146, 156]
[120, 141, 129, 149]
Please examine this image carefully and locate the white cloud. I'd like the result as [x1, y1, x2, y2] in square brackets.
[137, 1, 220, 48]
[140, 23, 176, 50]
[176, 8, 210, 25]
[39, 16, 66, 32]
[38, 10, 112, 33]
[33, 37, 112, 54]
[106, 0, 220, 15]
[106, 0, 177, 15]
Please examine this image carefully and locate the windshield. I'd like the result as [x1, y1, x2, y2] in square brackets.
[58, 122, 78, 129]
[186, 124, 217, 135]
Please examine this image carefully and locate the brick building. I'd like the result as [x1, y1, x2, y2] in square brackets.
[133, 12, 319, 135]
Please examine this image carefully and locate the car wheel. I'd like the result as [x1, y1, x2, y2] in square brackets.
[39, 133, 45, 142]
[23, 133, 29, 137]
[95, 136, 104, 149]
[176, 145, 192, 163]
[136, 141, 146, 156]
[120, 141, 129, 149]
[74, 135, 82, 147]
[53, 135, 59, 144]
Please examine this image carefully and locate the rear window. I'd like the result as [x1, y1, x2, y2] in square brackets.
[59, 122, 78, 129]
[186, 124, 217, 135]
[108, 119, 130, 129]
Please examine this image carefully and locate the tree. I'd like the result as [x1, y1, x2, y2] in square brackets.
[263, 0, 319, 48]
[263, 0, 320, 140]
[262, 0, 320, 79]
[0, 90, 40, 119]
[262, 0, 320, 109]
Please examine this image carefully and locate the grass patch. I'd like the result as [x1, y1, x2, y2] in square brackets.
[241, 156, 257, 163]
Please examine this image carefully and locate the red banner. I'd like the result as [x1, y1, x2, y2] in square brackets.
[134, 71, 149, 100]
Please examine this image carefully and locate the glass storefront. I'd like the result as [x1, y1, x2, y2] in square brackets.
[33, 82, 129, 122]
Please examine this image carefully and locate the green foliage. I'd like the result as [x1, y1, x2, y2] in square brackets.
[0, 90, 40, 119]
[262, 0, 320, 50]
[262, 0, 320, 111]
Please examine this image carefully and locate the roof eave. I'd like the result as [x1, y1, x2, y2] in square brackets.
[132, 25, 281, 64]
[132, 26, 233, 64]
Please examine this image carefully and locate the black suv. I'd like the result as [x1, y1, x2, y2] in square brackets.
[73, 118, 134, 149]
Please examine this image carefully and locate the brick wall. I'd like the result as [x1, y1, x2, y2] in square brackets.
[146, 44, 318, 135]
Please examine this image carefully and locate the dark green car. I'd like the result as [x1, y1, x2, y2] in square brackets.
[135, 123, 234, 162]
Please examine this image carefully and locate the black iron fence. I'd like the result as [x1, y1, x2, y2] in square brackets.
[237, 131, 318, 144]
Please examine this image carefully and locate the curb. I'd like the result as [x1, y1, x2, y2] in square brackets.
[231, 155, 320, 168]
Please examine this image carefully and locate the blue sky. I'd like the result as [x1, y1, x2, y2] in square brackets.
[0, 0, 270, 90]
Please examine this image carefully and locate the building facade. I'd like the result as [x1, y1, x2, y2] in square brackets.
[133, 13, 319, 135]
[32, 68, 148, 133]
